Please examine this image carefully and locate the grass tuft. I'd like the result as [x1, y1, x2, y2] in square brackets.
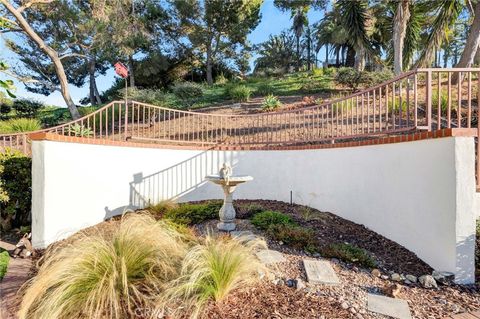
[160, 234, 265, 318]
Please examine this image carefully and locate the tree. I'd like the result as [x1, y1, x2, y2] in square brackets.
[254, 31, 297, 74]
[171, 0, 263, 86]
[392, 1, 410, 74]
[0, 0, 80, 119]
[454, 1, 480, 69]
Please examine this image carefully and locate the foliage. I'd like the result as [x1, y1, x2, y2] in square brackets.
[18, 214, 188, 319]
[335, 67, 365, 91]
[226, 84, 252, 102]
[0, 92, 14, 115]
[251, 210, 296, 230]
[262, 94, 282, 111]
[0, 118, 42, 134]
[255, 82, 274, 96]
[254, 31, 297, 73]
[215, 73, 229, 86]
[0, 149, 32, 231]
[11, 99, 44, 118]
[363, 69, 394, 86]
[120, 88, 169, 106]
[67, 124, 93, 137]
[0, 61, 15, 98]
[172, 82, 204, 100]
[237, 203, 266, 219]
[322, 242, 376, 268]
[0, 249, 9, 281]
[267, 224, 318, 252]
[146, 200, 179, 216]
[163, 201, 222, 226]
[160, 234, 265, 318]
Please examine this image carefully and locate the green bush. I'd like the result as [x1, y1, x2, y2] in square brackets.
[67, 124, 93, 137]
[237, 203, 265, 219]
[215, 73, 229, 86]
[251, 210, 296, 230]
[163, 201, 222, 225]
[322, 243, 376, 268]
[12, 99, 44, 118]
[335, 68, 365, 91]
[267, 224, 318, 253]
[323, 67, 337, 77]
[172, 82, 204, 100]
[256, 82, 274, 96]
[120, 88, 167, 105]
[0, 118, 42, 133]
[0, 249, 9, 281]
[364, 69, 394, 86]
[262, 94, 282, 111]
[226, 84, 252, 102]
[37, 106, 71, 127]
[0, 149, 31, 231]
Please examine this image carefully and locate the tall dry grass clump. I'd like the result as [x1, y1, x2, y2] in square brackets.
[160, 234, 266, 318]
[18, 214, 188, 319]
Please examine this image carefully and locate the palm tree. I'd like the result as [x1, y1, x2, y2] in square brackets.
[454, 1, 480, 69]
[392, 1, 410, 74]
[292, 7, 308, 71]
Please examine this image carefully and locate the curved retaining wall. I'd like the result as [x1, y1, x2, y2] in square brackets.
[31, 135, 477, 283]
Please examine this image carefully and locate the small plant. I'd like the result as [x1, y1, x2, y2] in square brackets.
[146, 199, 178, 216]
[237, 203, 265, 219]
[67, 124, 93, 137]
[267, 224, 318, 253]
[0, 118, 42, 133]
[0, 249, 9, 280]
[251, 210, 296, 230]
[172, 82, 204, 100]
[226, 84, 252, 102]
[163, 201, 222, 226]
[19, 214, 188, 319]
[322, 242, 377, 268]
[262, 94, 282, 111]
[160, 234, 265, 318]
[432, 89, 451, 113]
[215, 73, 229, 86]
[256, 82, 274, 96]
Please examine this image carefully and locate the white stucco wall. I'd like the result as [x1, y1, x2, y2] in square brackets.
[31, 137, 478, 283]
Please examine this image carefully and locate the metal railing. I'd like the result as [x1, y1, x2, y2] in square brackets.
[0, 68, 478, 185]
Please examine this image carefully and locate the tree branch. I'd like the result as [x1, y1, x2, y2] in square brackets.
[59, 53, 87, 60]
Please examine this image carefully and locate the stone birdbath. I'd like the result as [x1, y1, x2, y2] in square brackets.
[206, 163, 253, 231]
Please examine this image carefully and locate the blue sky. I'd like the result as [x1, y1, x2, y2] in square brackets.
[0, 0, 325, 107]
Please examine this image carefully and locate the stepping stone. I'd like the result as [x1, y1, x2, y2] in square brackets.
[303, 259, 340, 285]
[367, 294, 412, 319]
[231, 231, 262, 243]
[255, 249, 286, 265]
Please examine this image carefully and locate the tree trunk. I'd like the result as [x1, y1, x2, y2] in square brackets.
[474, 45, 480, 65]
[354, 46, 366, 71]
[1, 0, 80, 119]
[296, 35, 300, 72]
[453, 2, 480, 83]
[94, 81, 101, 104]
[335, 47, 340, 66]
[324, 43, 329, 68]
[346, 45, 355, 67]
[392, 1, 410, 75]
[89, 59, 96, 105]
[206, 44, 213, 86]
[128, 55, 135, 88]
[307, 34, 311, 71]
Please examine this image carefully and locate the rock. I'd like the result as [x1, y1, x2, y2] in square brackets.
[419, 275, 438, 289]
[341, 302, 349, 310]
[432, 271, 455, 285]
[356, 314, 364, 319]
[278, 241, 284, 245]
[404, 280, 412, 285]
[313, 253, 321, 258]
[296, 278, 306, 290]
[371, 269, 381, 277]
[272, 278, 284, 286]
[405, 275, 417, 283]
[350, 307, 357, 314]
[286, 279, 296, 288]
[381, 275, 389, 280]
[391, 273, 402, 281]
[331, 258, 340, 264]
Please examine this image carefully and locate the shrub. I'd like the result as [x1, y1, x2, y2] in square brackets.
[335, 67, 364, 91]
[0, 149, 31, 231]
[78, 106, 97, 117]
[67, 124, 93, 137]
[226, 84, 252, 102]
[323, 67, 337, 77]
[160, 234, 265, 318]
[11, 99, 43, 118]
[163, 201, 222, 226]
[215, 73, 229, 86]
[322, 242, 376, 268]
[37, 106, 71, 127]
[267, 224, 318, 252]
[256, 82, 274, 96]
[365, 69, 394, 86]
[237, 203, 265, 219]
[0, 118, 42, 133]
[19, 214, 188, 319]
[0, 249, 9, 280]
[251, 210, 296, 230]
[262, 94, 282, 111]
[147, 199, 178, 216]
[121, 87, 167, 105]
[172, 82, 204, 100]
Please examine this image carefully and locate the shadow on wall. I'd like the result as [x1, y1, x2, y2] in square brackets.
[128, 150, 238, 208]
[455, 234, 476, 284]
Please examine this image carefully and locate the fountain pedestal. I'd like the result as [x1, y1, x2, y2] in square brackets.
[206, 166, 252, 231]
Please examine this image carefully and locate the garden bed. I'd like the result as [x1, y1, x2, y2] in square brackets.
[10, 200, 480, 319]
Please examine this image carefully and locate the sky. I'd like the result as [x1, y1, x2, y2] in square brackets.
[0, 0, 325, 107]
